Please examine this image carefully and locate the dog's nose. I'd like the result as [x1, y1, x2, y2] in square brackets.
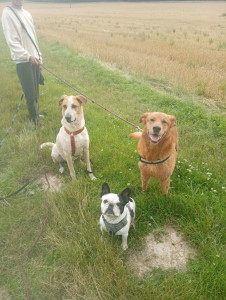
[153, 125, 161, 134]
[65, 114, 71, 122]
[105, 204, 114, 215]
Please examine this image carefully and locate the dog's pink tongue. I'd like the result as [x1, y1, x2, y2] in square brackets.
[151, 135, 161, 142]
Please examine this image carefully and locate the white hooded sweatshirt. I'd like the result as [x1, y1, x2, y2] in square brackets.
[1, 6, 42, 63]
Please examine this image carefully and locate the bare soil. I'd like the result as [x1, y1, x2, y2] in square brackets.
[0, 287, 11, 300]
[36, 173, 63, 192]
[128, 225, 196, 277]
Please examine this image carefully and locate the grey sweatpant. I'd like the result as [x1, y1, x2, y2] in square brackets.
[16, 62, 40, 122]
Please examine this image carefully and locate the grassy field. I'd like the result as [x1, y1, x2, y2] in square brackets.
[0, 2, 226, 300]
[12, 1, 226, 105]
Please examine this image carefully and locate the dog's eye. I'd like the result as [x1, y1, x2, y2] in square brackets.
[116, 203, 120, 207]
[63, 105, 67, 109]
[72, 104, 77, 109]
[150, 118, 155, 122]
[162, 120, 167, 124]
[103, 200, 108, 204]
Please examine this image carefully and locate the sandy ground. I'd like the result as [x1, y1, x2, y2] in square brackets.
[128, 225, 196, 276]
[36, 173, 63, 192]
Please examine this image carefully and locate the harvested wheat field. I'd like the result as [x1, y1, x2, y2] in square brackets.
[5, 1, 224, 106]
[1, 2, 225, 104]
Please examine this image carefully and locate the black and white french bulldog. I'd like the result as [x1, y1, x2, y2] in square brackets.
[99, 182, 136, 251]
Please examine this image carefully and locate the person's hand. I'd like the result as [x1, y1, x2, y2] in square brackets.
[29, 56, 41, 65]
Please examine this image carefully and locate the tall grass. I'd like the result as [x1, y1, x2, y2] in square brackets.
[0, 24, 225, 300]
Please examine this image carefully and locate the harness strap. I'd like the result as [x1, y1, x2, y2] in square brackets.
[139, 155, 170, 165]
[64, 126, 85, 156]
[102, 214, 128, 235]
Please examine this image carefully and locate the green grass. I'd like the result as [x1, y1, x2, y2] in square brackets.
[0, 28, 226, 300]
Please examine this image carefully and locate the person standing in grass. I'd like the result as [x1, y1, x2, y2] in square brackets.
[1, 0, 43, 124]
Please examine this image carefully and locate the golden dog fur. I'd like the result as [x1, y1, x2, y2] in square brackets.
[129, 112, 178, 195]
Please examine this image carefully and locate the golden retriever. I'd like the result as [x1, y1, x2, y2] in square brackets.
[128, 112, 178, 195]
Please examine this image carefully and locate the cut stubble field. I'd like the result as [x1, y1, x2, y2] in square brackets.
[21, 1, 226, 106]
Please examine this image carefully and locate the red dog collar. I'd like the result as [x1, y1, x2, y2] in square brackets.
[64, 126, 85, 156]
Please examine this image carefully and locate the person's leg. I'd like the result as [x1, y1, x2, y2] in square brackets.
[33, 63, 40, 102]
[16, 62, 40, 122]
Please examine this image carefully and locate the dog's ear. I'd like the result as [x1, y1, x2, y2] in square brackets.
[120, 187, 131, 204]
[59, 95, 66, 106]
[169, 115, 176, 127]
[101, 183, 110, 197]
[139, 113, 150, 124]
[76, 95, 87, 107]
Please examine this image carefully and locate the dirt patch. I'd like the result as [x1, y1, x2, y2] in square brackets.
[0, 287, 11, 300]
[128, 225, 196, 277]
[36, 173, 63, 192]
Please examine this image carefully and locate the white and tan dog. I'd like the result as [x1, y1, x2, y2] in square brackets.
[41, 94, 96, 180]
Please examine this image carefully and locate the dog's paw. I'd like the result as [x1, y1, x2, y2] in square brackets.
[59, 166, 64, 173]
[89, 174, 97, 180]
[122, 244, 128, 251]
[70, 172, 76, 180]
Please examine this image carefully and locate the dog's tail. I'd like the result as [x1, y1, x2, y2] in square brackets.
[40, 142, 54, 149]
[128, 132, 142, 140]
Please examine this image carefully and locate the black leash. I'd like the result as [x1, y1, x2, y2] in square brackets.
[18, 70, 50, 300]
[6, 7, 141, 132]
[2, 9, 49, 297]
[42, 65, 142, 132]
[0, 175, 38, 201]
[74, 159, 95, 176]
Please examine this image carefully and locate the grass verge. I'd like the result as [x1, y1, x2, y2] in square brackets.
[0, 29, 225, 299]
